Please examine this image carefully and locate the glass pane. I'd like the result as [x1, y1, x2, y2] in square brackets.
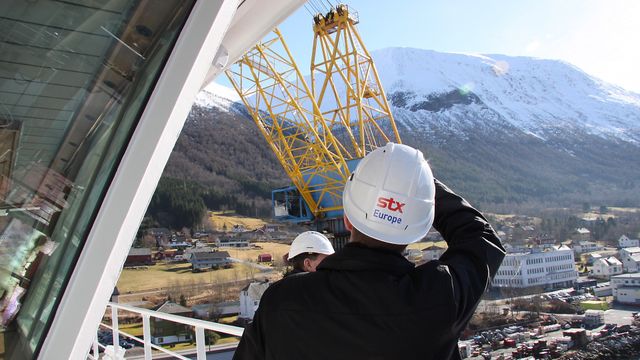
[0, 0, 195, 357]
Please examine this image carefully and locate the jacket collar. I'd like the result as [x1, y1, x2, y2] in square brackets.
[317, 242, 414, 276]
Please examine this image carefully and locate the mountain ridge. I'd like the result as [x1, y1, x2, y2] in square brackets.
[161, 47, 640, 214]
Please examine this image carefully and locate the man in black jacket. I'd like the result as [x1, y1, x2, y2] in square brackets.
[233, 143, 505, 360]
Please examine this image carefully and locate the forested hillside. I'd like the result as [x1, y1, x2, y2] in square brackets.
[145, 105, 288, 228]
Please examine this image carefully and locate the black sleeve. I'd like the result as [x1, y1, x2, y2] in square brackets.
[232, 308, 266, 360]
[431, 179, 506, 330]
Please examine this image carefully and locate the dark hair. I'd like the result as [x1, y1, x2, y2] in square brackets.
[288, 252, 321, 271]
[349, 226, 407, 253]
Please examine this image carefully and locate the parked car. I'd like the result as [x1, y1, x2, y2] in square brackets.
[119, 339, 135, 349]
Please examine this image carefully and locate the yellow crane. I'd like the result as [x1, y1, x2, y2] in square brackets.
[226, 28, 349, 218]
[226, 4, 400, 246]
[311, 4, 401, 159]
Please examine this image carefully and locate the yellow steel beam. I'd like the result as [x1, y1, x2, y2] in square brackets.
[311, 4, 401, 159]
[226, 29, 349, 216]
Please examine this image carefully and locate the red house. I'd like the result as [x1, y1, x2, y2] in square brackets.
[257, 253, 272, 263]
[124, 248, 154, 267]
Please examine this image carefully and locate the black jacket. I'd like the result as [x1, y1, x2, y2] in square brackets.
[233, 181, 505, 360]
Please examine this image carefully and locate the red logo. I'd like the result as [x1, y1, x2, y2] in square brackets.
[376, 197, 405, 213]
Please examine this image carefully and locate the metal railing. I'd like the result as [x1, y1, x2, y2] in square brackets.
[88, 302, 244, 360]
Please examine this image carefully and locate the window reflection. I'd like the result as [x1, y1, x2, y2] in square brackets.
[0, 0, 194, 357]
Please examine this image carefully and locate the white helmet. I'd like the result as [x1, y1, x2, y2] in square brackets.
[343, 143, 435, 245]
[288, 231, 335, 260]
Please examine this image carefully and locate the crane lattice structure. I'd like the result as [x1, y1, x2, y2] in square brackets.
[226, 4, 401, 229]
[226, 28, 349, 218]
[311, 4, 401, 159]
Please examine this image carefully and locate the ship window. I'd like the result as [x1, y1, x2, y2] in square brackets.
[0, 0, 195, 358]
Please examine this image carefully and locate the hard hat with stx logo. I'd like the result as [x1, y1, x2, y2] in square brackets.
[343, 143, 435, 245]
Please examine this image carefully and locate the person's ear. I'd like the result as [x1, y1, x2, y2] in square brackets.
[343, 215, 353, 231]
[303, 257, 313, 272]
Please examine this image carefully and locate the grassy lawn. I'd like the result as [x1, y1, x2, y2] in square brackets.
[116, 322, 239, 347]
[226, 242, 290, 262]
[217, 336, 240, 344]
[117, 262, 258, 293]
[208, 211, 267, 231]
[119, 323, 144, 337]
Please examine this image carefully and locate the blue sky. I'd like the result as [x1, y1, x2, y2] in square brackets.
[268, 0, 640, 93]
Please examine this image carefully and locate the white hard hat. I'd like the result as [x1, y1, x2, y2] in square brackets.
[343, 143, 435, 245]
[288, 231, 335, 260]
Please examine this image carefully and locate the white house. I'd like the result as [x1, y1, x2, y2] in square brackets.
[591, 256, 623, 279]
[574, 228, 591, 241]
[192, 301, 239, 319]
[611, 273, 640, 306]
[239, 280, 271, 321]
[593, 282, 612, 297]
[491, 245, 577, 289]
[151, 302, 193, 345]
[189, 251, 232, 271]
[422, 243, 447, 262]
[216, 236, 250, 248]
[572, 241, 601, 254]
[584, 253, 602, 265]
[619, 247, 640, 273]
[619, 235, 640, 249]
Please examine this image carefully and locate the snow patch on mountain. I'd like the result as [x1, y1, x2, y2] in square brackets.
[195, 82, 242, 111]
[372, 47, 640, 143]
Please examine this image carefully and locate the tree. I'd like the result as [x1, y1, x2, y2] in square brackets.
[205, 330, 221, 346]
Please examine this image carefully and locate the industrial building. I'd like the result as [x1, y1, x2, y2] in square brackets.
[611, 273, 640, 306]
[491, 245, 577, 289]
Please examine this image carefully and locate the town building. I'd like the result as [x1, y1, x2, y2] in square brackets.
[531, 234, 556, 246]
[216, 236, 250, 248]
[148, 228, 172, 245]
[192, 301, 239, 320]
[591, 256, 623, 279]
[124, 248, 154, 267]
[574, 228, 591, 241]
[239, 280, 271, 322]
[619, 247, 640, 273]
[421, 243, 447, 262]
[593, 282, 612, 297]
[189, 251, 232, 271]
[257, 254, 272, 263]
[618, 235, 640, 249]
[581, 253, 602, 265]
[611, 273, 640, 306]
[184, 246, 216, 260]
[491, 245, 577, 289]
[151, 302, 193, 345]
[571, 241, 601, 254]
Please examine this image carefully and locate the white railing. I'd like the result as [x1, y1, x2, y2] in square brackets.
[88, 302, 244, 360]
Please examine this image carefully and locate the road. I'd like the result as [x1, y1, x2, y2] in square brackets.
[229, 257, 274, 272]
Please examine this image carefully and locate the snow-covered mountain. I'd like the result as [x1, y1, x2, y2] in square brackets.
[187, 48, 640, 206]
[195, 82, 241, 111]
[373, 47, 640, 144]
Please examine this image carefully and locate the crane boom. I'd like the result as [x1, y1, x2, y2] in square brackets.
[226, 28, 349, 217]
[226, 5, 402, 249]
[311, 4, 401, 159]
